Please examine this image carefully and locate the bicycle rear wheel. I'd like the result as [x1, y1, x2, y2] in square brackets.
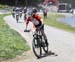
[32, 38, 42, 58]
[42, 36, 48, 53]
[43, 43, 48, 53]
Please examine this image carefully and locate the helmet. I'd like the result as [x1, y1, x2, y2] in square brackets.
[27, 8, 37, 17]
[32, 8, 37, 13]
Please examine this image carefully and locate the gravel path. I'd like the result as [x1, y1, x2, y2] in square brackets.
[2, 14, 75, 62]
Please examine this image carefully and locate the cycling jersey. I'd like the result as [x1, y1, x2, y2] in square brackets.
[26, 14, 42, 27]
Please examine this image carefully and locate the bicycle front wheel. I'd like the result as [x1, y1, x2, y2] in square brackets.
[32, 38, 42, 58]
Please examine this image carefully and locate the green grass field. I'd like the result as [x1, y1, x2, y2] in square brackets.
[41, 13, 75, 32]
[0, 14, 30, 59]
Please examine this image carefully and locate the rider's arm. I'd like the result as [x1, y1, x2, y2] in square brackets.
[40, 19, 44, 24]
[34, 14, 44, 24]
[25, 17, 30, 29]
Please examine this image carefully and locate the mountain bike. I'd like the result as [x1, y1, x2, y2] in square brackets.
[24, 28, 48, 58]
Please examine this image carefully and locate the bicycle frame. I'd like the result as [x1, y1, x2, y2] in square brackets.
[24, 29, 48, 58]
[33, 29, 42, 39]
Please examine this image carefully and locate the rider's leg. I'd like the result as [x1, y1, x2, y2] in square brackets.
[41, 30, 48, 46]
[40, 25, 48, 46]
[32, 24, 37, 34]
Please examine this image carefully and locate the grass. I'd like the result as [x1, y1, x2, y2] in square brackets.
[41, 13, 75, 32]
[0, 14, 30, 59]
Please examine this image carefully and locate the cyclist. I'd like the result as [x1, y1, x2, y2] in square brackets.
[43, 8, 47, 19]
[14, 7, 20, 22]
[25, 8, 48, 46]
[12, 8, 15, 18]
